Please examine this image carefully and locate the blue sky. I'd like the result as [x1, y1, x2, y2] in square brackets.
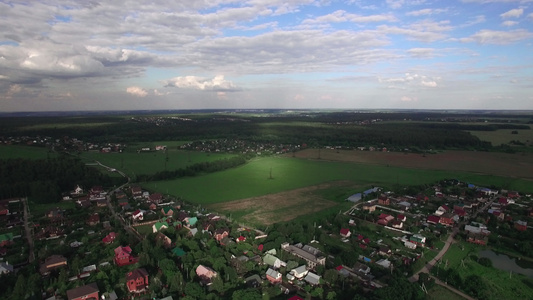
[0, 0, 532, 111]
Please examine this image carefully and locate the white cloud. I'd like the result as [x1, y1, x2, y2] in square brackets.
[386, 0, 405, 9]
[406, 8, 447, 16]
[126, 86, 148, 97]
[460, 29, 533, 44]
[501, 20, 518, 26]
[528, 12, 533, 20]
[163, 75, 239, 91]
[500, 8, 523, 18]
[380, 73, 439, 88]
[302, 10, 397, 24]
[407, 48, 435, 58]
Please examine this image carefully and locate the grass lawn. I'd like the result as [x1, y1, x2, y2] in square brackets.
[145, 156, 533, 205]
[30, 201, 76, 216]
[134, 224, 153, 236]
[0, 145, 57, 160]
[437, 242, 533, 300]
[80, 149, 236, 178]
[426, 285, 467, 300]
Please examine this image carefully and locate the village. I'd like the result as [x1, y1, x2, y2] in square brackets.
[1, 172, 533, 300]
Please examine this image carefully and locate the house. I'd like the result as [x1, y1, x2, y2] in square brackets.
[266, 268, 282, 283]
[416, 194, 429, 203]
[66, 282, 99, 300]
[0, 262, 14, 275]
[46, 207, 63, 219]
[114, 246, 137, 266]
[398, 201, 411, 211]
[340, 228, 351, 238]
[410, 234, 426, 247]
[196, 265, 217, 285]
[118, 198, 129, 207]
[303, 272, 321, 285]
[132, 210, 144, 221]
[454, 208, 467, 217]
[0, 233, 14, 247]
[149, 193, 163, 204]
[375, 259, 392, 269]
[464, 224, 490, 235]
[377, 219, 389, 226]
[362, 203, 376, 212]
[207, 214, 221, 221]
[90, 186, 105, 195]
[149, 203, 157, 210]
[172, 247, 186, 257]
[397, 214, 406, 222]
[508, 191, 520, 198]
[290, 265, 309, 279]
[427, 215, 440, 224]
[378, 214, 394, 222]
[161, 207, 174, 216]
[467, 233, 488, 245]
[103, 232, 117, 244]
[40, 255, 67, 275]
[187, 217, 198, 226]
[263, 254, 283, 269]
[236, 236, 247, 243]
[378, 195, 390, 206]
[378, 246, 392, 256]
[96, 199, 107, 207]
[214, 228, 229, 242]
[155, 232, 172, 248]
[281, 243, 325, 269]
[76, 198, 91, 208]
[391, 220, 403, 229]
[126, 268, 149, 293]
[439, 213, 454, 226]
[515, 220, 528, 231]
[131, 186, 143, 199]
[0, 204, 9, 215]
[87, 213, 100, 226]
[404, 241, 417, 249]
[152, 222, 168, 233]
[176, 211, 189, 223]
[354, 262, 371, 275]
[220, 236, 234, 246]
[244, 274, 262, 288]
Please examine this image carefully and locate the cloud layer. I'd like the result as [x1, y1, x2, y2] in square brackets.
[0, 0, 532, 110]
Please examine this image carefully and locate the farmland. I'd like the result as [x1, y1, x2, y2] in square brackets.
[0, 145, 57, 160]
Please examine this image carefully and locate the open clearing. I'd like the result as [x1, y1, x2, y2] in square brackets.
[289, 149, 533, 180]
[207, 181, 355, 225]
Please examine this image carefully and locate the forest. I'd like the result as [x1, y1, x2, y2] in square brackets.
[0, 157, 121, 202]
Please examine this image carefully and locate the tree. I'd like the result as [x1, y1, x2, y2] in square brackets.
[11, 275, 26, 300]
[185, 282, 205, 299]
[326, 291, 337, 300]
[232, 288, 261, 300]
[324, 269, 338, 284]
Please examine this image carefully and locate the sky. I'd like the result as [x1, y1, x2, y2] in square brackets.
[1, 0, 532, 112]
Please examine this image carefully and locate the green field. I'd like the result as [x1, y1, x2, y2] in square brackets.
[469, 128, 533, 146]
[0, 145, 57, 160]
[145, 156, 533, 204]
[437, 242, 533, 300]
[426, 285, 467, 300]
[80, 148, 236, 178]
[29, 201, 76, 216]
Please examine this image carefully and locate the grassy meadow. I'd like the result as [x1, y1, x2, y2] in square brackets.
[144, 156, 533, 205]
[80, 148, 236, 178]
[0, 145, 57, 160]
[468, 127, 533, 146]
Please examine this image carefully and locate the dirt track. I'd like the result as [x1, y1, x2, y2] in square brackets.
[208, 181, 356, 225]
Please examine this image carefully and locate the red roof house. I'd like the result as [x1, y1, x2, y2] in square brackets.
[102, 232, 116, 244]
[114, 246, 137, 266]
[397, 214, 406, 222]
[340, 228, 351, 238]
[427, 215, 440, 224]
[214, 228, 229, 242]
[237, 236, 247, 243]
[439, 213, 454, 226]
[515, 220, 528, 231]
[149, 193, 163, 204]
[126, 268, 149, 293]
[196, 265, 217, 285]
[66, 282, 99, 300]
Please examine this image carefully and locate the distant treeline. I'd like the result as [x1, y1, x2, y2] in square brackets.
[0, 157, 121, 203]
[136, 155, 248, 182]
[2, 112, 530, 151]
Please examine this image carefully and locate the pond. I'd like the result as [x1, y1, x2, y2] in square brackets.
[479, 250, 533, 278]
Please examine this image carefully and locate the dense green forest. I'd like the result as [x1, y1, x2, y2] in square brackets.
[3, 111, 523, 150]
[0, 157, 122, 202]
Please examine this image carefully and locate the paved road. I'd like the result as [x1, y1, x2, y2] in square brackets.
[22, 197, 35, 263]
[95, 161, 143, 241]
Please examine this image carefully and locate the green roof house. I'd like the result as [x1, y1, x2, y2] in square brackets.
[0, 233, 14, 247]
[188, 217, 198, 226]
[152, 222, 168, 233]
[172, 247, 186, 257]
[263, 254, 283, 269]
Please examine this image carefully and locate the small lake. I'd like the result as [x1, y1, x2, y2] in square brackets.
[479, 250, 533, 278]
